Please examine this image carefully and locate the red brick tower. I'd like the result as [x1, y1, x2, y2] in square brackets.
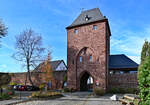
[66, 8, 111, 91]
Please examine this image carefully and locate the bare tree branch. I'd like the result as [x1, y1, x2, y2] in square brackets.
[12, 28, 45, 86]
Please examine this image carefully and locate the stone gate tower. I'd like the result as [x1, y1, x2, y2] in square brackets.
[66, 8, 111, 91]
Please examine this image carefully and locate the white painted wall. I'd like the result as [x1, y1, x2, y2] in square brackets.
[55, 62, 67, 71]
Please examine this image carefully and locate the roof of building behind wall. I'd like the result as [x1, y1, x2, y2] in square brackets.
[109, 54, 139, 70]
[33, 60, 67, 72]
[66, 8, 106, 29]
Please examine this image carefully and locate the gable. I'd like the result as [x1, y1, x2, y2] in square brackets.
[55, 61, 67, 71]
[33, 60, 67, 72]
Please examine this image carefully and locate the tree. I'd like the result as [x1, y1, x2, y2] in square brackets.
[42, 52, 53, 91]
[0, 73, 11, 95]
[13, 29, 45, 86]
[141, 40, 150, 64]
[0, 19, 7, 37]
[138, 56, 150, 105]
[138, 41, 150, 105]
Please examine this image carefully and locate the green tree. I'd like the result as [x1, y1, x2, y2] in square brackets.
[141, 40, 150, 64]
[138, 56, 150, 105]
[138, 40, 150, 105]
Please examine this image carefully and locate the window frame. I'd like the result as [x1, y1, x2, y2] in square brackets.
[93, 25, 97, 30]
[80, 56, 82, 62]
[74, 29, 78, 34]
[89, 55, 92, 62]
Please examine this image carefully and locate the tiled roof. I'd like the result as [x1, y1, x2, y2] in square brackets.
[66, 8, 106, 28]
[109, 54, 139, 70]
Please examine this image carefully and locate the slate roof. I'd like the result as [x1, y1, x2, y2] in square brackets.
[66, 8, 106, 29]
[34, 60, 67, 72]
[109, 54, 139, 70]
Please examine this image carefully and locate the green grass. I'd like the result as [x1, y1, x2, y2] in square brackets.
[0, 93, 12, 100]
[133, 99, 140, 105]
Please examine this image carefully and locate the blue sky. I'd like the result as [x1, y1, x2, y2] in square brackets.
[0, 0, 149, 72]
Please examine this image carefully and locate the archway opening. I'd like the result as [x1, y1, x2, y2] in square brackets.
[80, 72, 93, 91]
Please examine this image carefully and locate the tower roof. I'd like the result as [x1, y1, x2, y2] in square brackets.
[66, 8, 107, 29]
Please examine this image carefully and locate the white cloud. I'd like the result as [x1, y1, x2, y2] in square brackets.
[110, 23, 150, 64]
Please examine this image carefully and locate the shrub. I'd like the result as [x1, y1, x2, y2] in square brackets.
[70, 88, 77, 92]
[108, 88, 138, 94]
[108, 88, 119, 93]
[9, 82, 17, 86]
[94, 88, 105, 96]
[63, 88, 76, 92]
[64, 88, 70, 92]
[39, 83, 45, 91]
[138, 57, 150, 105]
[32, 91, 62, 98]
[118, 88, 126, 93]
[126, 88, 137, 94]
[0, 93, 11, 100]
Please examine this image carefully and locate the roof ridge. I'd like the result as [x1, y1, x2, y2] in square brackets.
[50, 60, 63, 62]
[82, 8, 99, 13]
[110, 54, 124, 56]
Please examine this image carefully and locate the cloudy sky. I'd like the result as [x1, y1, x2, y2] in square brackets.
[0, 0, 149, 72]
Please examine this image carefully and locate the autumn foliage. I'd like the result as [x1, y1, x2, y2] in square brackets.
[42, 53, 54, 90]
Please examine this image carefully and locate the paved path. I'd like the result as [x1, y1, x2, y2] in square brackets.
[16, 92, 123, 105]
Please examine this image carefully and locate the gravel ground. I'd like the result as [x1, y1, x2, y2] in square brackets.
[17, 100, 121, 105]
[16, 92, 122, 105]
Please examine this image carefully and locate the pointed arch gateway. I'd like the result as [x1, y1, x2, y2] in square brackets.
[80, 71, 94, 91]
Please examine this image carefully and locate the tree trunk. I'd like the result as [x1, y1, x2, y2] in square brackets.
[28, 70, 34, 86]
[27, 61, 34, 86]
[25, 73, 28, 85]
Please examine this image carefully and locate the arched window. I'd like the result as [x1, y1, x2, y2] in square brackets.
[80, 56, 82, 62]
[89, 55, 92, 62]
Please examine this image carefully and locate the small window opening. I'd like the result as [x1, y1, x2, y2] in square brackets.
[80, 56, 82, 62]
[89, 55, 92, 62]
[93, 25, 97, 30]
[74, 29, 78, 34]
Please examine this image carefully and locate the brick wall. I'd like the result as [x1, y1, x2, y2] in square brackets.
[10, 71, 67, 89]
[108, 73, 138, 89]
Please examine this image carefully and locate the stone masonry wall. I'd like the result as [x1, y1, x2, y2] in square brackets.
[108, 73, 138, 89]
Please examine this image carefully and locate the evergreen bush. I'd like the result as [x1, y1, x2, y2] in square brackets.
[138, 57, 150, 105]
